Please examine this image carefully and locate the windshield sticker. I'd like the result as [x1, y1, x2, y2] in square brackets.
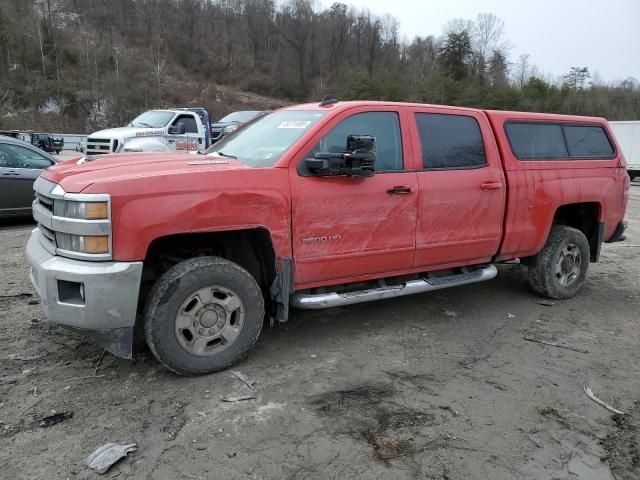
[135, 130, 164, 137]
[278, 121, 312, 129]
[188, 159, 229, 165]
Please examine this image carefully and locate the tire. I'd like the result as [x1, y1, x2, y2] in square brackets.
[527, 225, 590, 299]
[144, 256, 264, 375]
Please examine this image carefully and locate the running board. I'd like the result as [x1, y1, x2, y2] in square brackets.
[290, 265, 498, 309]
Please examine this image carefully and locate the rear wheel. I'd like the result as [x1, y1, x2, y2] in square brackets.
[527, 225, 590, 299]
[144, 256, 264, 375]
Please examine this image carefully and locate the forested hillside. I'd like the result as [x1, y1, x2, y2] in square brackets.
[0, 0, 638, 132]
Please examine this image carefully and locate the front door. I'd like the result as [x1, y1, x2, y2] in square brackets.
[0, 143, 54, 214]
[409, 109, 506, 268]
[168, 114, 201, 152]
[290, 108, 419, 287]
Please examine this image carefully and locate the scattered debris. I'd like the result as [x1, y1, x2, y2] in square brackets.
[507, 313, 516, 318]
[221, 395, 256, 402]
[7, 351, 48, 361]
[584, 385, 625, 415]
[230, 370, 256, 391]
[28, 300, 39, 305]
[538, 300, 555, 307]
[523, 336, 588, 354]
[84, 442, 138, 475]
[310, 354, 317, 359]
[438, 405, 460, 417]
[0, 293, 32, 299]
[59, 374, 105, 382]
[39, 411, 73, 428]
[443, 310, 458, 317]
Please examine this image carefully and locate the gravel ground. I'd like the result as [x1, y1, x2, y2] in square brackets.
[1, 184, 639, 480]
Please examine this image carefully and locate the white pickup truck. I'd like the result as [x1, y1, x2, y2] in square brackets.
[610, 121, 640, 181]
[86, 109, 211, 156]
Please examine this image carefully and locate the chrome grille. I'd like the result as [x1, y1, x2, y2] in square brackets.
[86, 137, 113, 155]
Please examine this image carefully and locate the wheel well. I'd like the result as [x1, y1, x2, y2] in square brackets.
[140, 229, 276, 307]
[553, 203, 601, 262]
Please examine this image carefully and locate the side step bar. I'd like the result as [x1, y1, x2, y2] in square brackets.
[290, 265, 498, 309]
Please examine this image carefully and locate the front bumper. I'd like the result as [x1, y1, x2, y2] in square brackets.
[26, 229, 143, 358]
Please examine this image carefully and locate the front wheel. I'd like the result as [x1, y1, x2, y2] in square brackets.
[528, 225, 590, 299]
[144, 257, 264, 375]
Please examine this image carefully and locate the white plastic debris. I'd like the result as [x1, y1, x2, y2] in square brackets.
[230, 370, 256, 391]
[84, 442, 138, 474]
[221, 395, 256, 402]
[583, 385, 625, 415]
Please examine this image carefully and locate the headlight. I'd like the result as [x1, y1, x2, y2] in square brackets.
[55, 200, 109, 220]
[56, 234, 110, 254]
[223, 124, 239, 134]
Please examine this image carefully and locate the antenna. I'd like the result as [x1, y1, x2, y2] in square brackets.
[319, 95, 339, 107]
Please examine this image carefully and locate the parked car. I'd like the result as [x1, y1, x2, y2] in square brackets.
[31, 133, 64, 154]
[27, 100, 628, 374]
[0, 136, 58, 218]
[209, 110, 269, 144]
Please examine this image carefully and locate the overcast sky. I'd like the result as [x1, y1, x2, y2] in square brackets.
[339, 0, 640, 83]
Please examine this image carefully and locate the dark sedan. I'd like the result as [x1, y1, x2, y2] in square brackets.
[0, 136, 59, 218]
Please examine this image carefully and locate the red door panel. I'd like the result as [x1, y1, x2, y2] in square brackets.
[409, 109, 506, 268]
[289, 107, 419, 287]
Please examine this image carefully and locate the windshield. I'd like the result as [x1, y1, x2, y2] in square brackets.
[219, 111, 262, 124]
[206, 111, 326, 167]
[130, 111, 175, 128]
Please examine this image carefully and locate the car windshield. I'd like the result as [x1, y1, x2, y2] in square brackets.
[129, 111, 175, 128]
[206, 111, 326, 167]
[219, 111, 262, 124]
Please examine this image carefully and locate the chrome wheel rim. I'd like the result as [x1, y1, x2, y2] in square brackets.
[174, 285, 245, 356]
[555, 243, 582, 287]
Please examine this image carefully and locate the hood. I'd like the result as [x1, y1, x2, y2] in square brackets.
[89, 126, 166, 139]
[42, 152, 250, 193]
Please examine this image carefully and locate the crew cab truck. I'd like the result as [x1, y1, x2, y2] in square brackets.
[85, 108, 211, 155]
[27, 100, 629, 375]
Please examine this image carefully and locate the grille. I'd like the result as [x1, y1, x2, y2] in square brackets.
[86, 137, 113, 155]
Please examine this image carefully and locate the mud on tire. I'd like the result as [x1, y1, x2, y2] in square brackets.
[144, 256, 264, 375]
[527, 225, 590, 299]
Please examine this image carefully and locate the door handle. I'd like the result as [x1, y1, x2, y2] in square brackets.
[387, 186, 414, 195]
[480, 181, 503, 190]
[2, 171, 20, 176]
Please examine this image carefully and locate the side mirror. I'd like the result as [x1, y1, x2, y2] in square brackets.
[169, 123, 186, 135]
[305, 135, 376, 177]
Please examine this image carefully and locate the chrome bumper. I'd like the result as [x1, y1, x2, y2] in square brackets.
[26, 229, 143, 358]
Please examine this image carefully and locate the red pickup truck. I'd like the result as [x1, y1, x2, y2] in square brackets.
[27, 100, 629, 375]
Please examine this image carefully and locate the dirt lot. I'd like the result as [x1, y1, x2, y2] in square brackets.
[1, 186, 639, 480]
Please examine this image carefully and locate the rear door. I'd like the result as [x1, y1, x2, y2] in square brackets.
[409, 109, 506, 268]
[290, 107, 419, 287]
[0, 143, 54, 213]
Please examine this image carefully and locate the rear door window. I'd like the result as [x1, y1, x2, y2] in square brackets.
[505, 123, 568, 159]
[564, 125, 614, 158]
[415, 113, 487, 169]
